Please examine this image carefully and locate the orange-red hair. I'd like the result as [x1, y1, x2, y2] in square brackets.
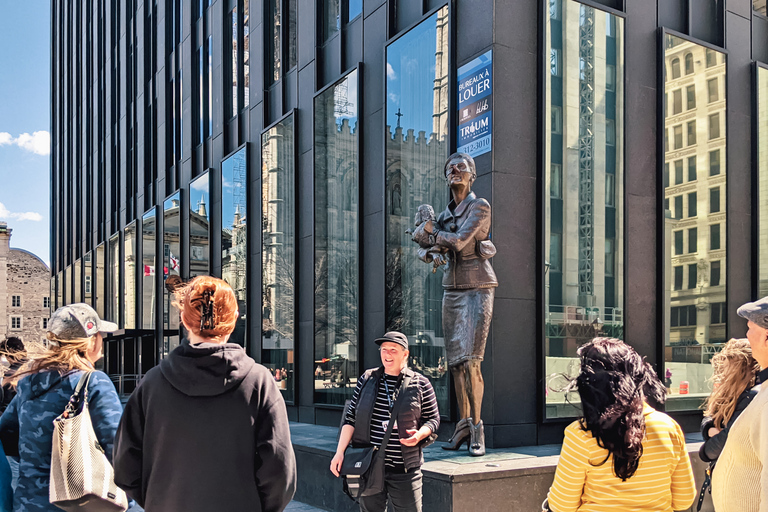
[173, 276, 238, 340]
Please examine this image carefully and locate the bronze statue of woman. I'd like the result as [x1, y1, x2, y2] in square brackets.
[411, 152, 497, 456]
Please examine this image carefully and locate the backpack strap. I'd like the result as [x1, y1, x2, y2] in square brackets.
[375, 374, 412, 461]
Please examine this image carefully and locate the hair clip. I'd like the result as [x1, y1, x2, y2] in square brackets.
[200, 289, 216, 331]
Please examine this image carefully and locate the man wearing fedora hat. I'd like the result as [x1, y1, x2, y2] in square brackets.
[330, 331, 440, 512]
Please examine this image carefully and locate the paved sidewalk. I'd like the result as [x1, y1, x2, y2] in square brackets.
[285, 501, 327, 511]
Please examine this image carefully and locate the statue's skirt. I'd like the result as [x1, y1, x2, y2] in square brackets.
[442, 287, 495, 367]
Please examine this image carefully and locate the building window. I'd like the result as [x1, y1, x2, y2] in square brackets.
[688, 263, 698, 289]
[706, 48, 717, 68]
[707, 77, 719, 103]
[228, 5, 238, 118]
[686, 85, 696, 110]
[11, 296, 21, 307]
[261, 118, 293, 402]
[671, 305, 697, 327]
[674, 230, 683, 255]
[672, 89, 682, 115]
[605, 173, 615, 206]
[315, 69, 359, 406]
[322, 0, 341, 41]
[671, 57, 681, 79]
[221, 148, 249, 345]
[349, 0, 362, 20]
[688, 192, 697, 217]
[551, 164, 563, 198]
[674, 159, 683, 185]
[551, 106, 562, 134]
[711, 302, 726, 324]
[709, 113, 720, 140]
[141, 208, 157, 331]
[711, 260, 721, 286]
[709, 149, 720, 176]
[688, 156, 697, 182]
[674, 266, 683, 290]
[606, 64, 616, 91]
[551, 48, 561, 76]
[85, 275, 92, 294]
[710, 187, 720, 213]
[674, 124, 683, 149]
[710, 224, 721, 250]
[688, 228, 697, 253]
[550, 233, 562, 271]
[42, 318, 48, 329]
[189, 173, 211, 278]
[268, 0, 281, 84]
[10, 317, 21, 330]
[687, 120, 696, 146]
[605, 119, 615, 145]
[664, 163, 670, 188]
[605, 238, 615, 277]
[43, 297, 50, 308]
[684, 52, 694, 74]
[674, 195, 683, 219]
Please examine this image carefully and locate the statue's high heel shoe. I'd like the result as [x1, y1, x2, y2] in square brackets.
[442, 417, 471, 451]
[468, 420, 486, 457]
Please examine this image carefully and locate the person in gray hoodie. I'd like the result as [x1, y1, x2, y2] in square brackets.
[113, 276, 296, 512]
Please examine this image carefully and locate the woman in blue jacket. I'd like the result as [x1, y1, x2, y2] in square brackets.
[0, 303, 123, 512]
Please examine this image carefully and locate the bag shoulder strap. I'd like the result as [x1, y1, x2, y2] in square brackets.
[63, 371, 93, 418]
[376, 374, 412, 459]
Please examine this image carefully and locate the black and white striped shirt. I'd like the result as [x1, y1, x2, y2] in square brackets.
[344, 371, 440, 469]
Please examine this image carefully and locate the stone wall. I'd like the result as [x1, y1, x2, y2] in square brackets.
[0, 223, 50, 346]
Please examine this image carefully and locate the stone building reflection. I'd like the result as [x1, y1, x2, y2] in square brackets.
[663, 36, 727, 409]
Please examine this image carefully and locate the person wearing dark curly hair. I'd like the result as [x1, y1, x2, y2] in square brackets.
[113, 276, 296, 512]
[543, 338, 696, 512]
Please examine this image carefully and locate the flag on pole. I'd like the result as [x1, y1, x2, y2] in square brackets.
[144, 265, 155, 277]
[170, 252, 180, 272]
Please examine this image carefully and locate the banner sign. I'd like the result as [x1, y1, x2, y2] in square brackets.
[457, 49, 492, 158]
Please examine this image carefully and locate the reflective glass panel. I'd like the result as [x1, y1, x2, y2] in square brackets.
[663, 35, 726, 411]
[142, 209, 157, 330]
[544, 0, 625, 418]
[755, 0, 766, 16]
[244, 0, 249, 109]
[222, 148, 248, 347]
[56, 272, 63, 309]
[189, 172, 211, 277]
[95, 243, 106, 318]
[262, 117, 295, 402]
[323, 0, 340, 42]
[163, 193, 182, 356]
[349, 0, 362, 20]
[84, 252, 93, 306]
[108, 234, 121, 326]
[269, 0, 281, 83]
[124, 222, 138, 329]
[288, 0, 297, 69]
[314, 70, 359, 405]
[759, 67, 768, 297]
[74, 259, 82, 303]
[385, 6, 450, 416]
[231, 7, 238, 118]
[64, 267, 71, 306]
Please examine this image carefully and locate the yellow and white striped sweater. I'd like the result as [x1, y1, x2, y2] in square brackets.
[712, 383, 768, 512]
[546, 404, 696, 512]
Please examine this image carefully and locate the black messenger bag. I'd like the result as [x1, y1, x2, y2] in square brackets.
[340, 374, 411, 501]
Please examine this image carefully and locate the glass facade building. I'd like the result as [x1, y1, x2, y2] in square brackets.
[50, 0, 768, 446]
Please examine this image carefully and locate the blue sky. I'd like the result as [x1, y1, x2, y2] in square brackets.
[0, 1, 51, 265]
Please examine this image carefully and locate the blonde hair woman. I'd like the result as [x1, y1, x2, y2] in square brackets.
[113, 276, 296, 512]
[0, 303, 123, 512]
[699, 338, 761, 463]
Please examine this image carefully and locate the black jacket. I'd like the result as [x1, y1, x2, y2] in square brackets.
[699, 384, 760, 463]
[113, 340, 296, 512]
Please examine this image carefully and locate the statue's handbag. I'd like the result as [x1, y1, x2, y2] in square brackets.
[341, 375, 411, 501]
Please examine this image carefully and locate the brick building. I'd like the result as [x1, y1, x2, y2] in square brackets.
[0, 222, 50, 345]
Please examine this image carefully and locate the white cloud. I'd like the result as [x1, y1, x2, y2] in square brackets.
[191, 174, 209, 191]
[388, 93, 400, 106]
[0, 131, 50, 155]
[387, 63, 397, 81]
[222, 177, 233, 189]
[0, 202, 43, 222]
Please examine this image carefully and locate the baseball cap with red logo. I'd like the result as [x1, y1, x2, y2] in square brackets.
[47, 303, 119, 344]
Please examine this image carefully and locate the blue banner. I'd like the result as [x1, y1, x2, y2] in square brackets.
[457, 50, 492, 158]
